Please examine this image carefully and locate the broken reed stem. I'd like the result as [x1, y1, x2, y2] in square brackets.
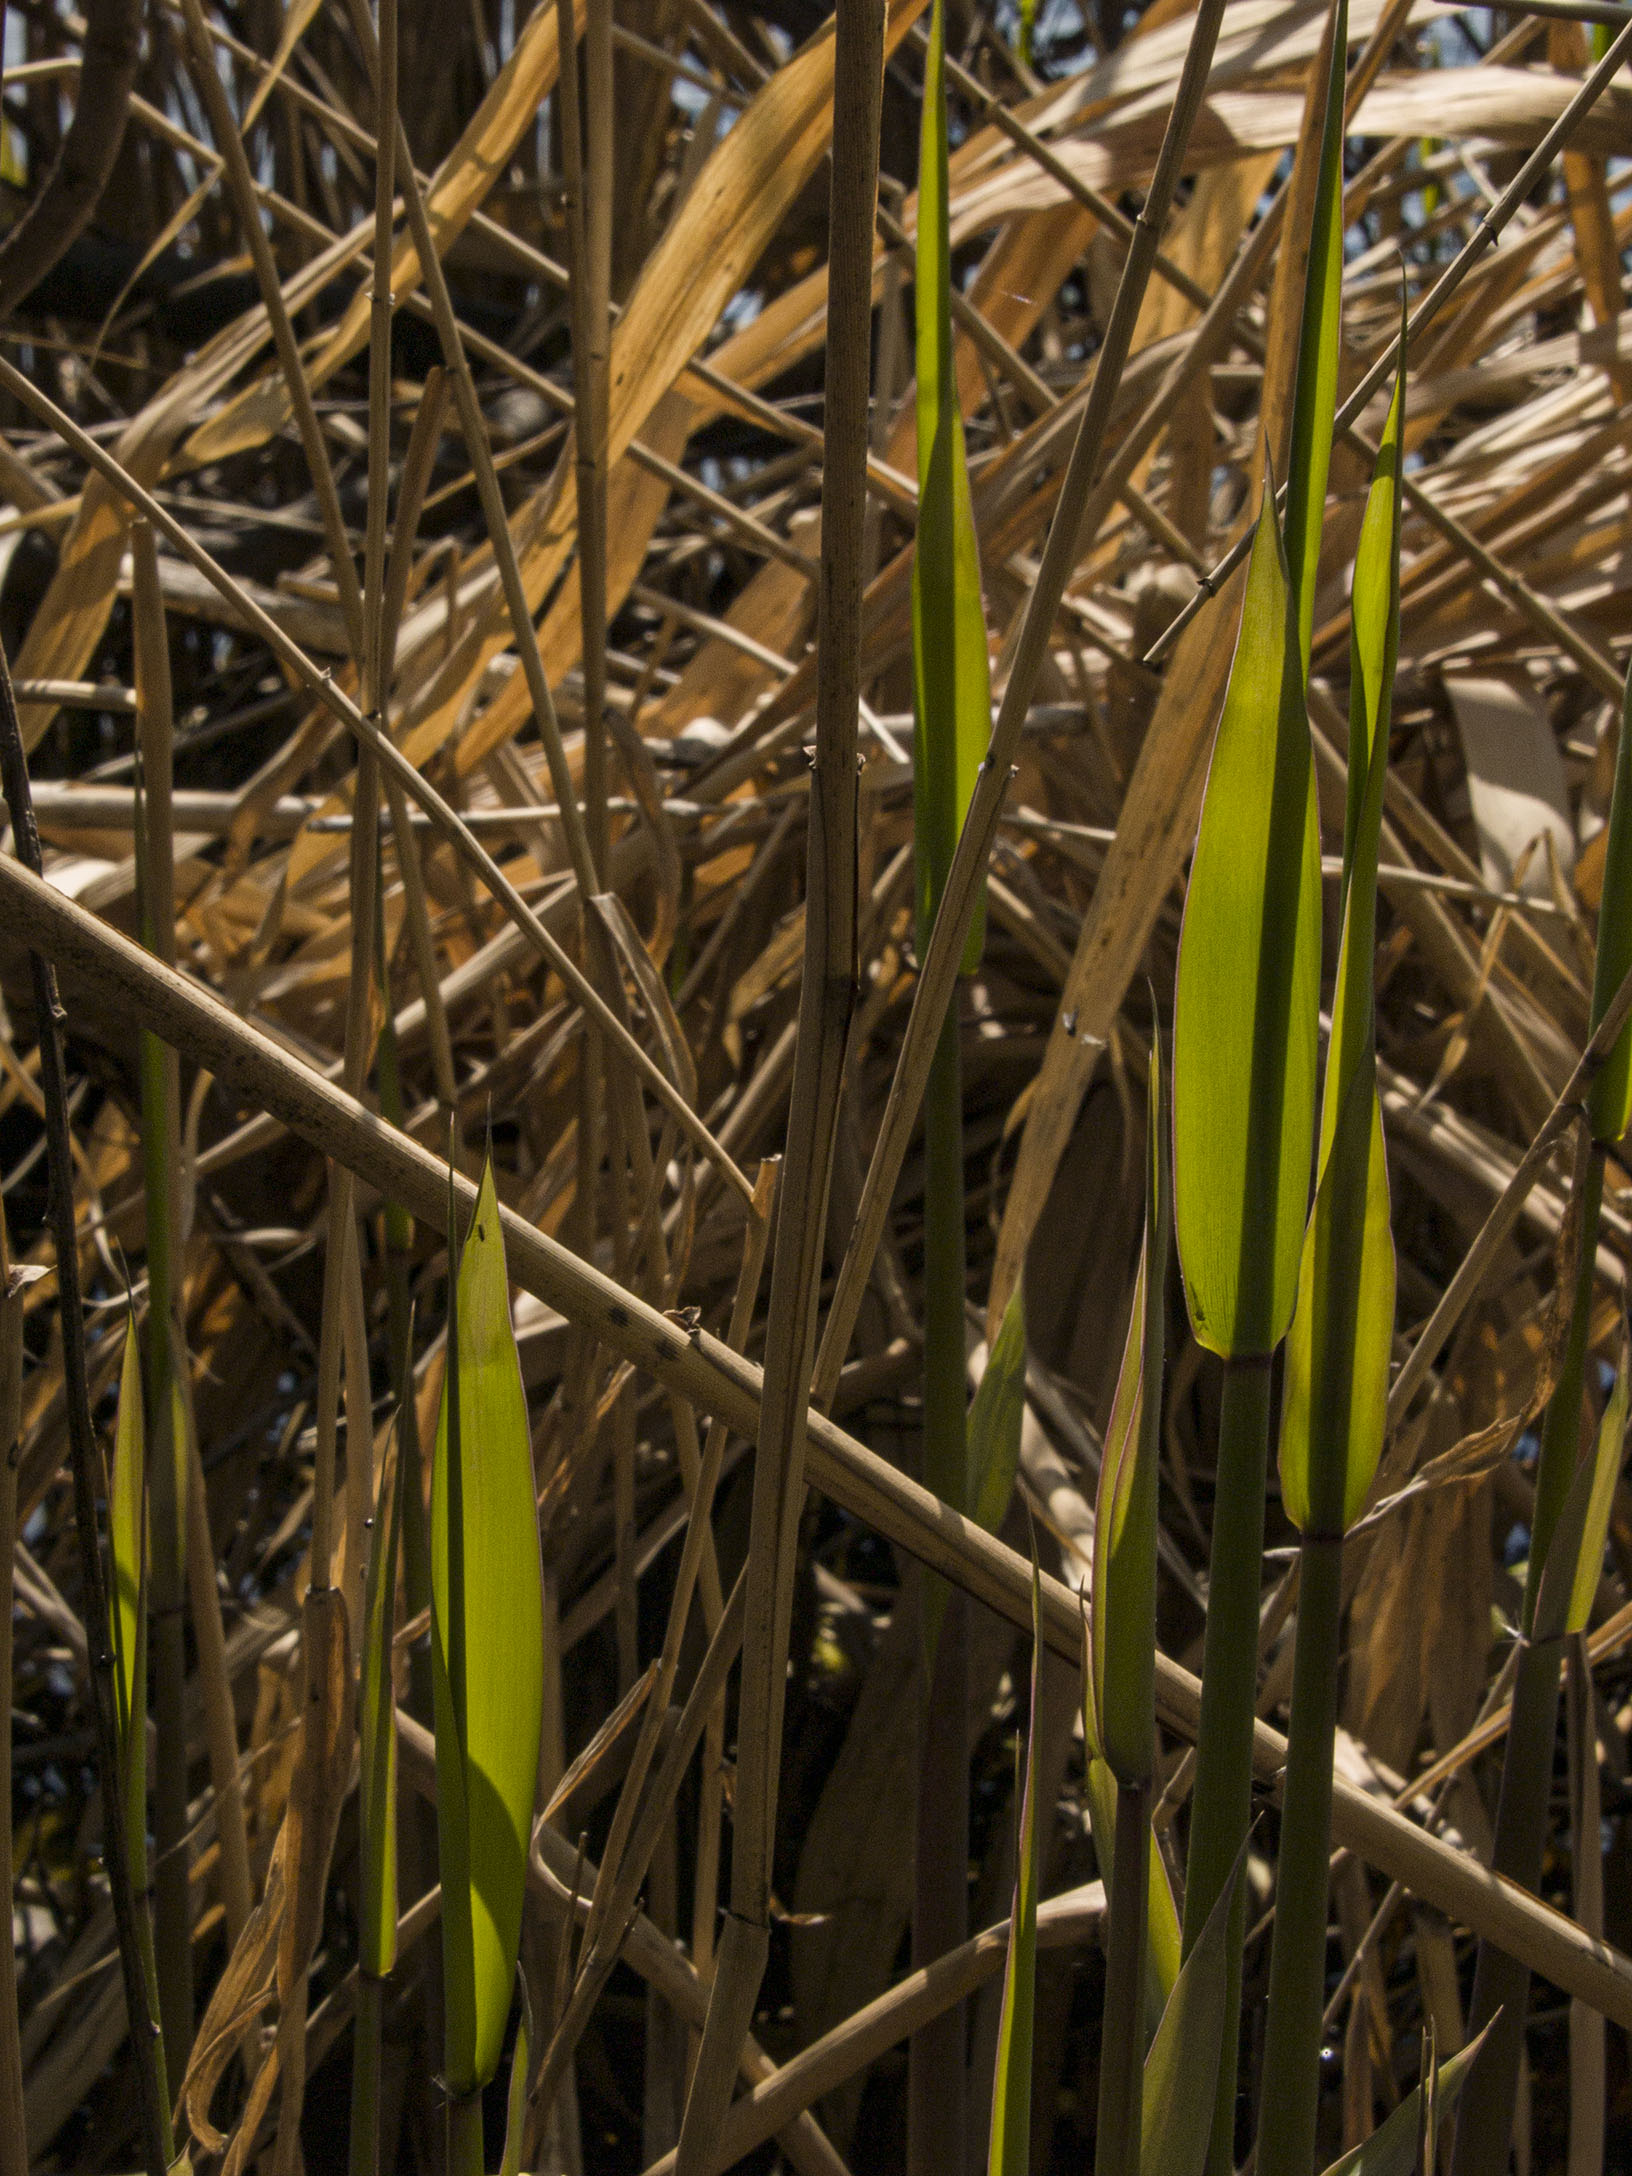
[1183, 1353, 1273, 2175]
[671, 5, 884, 2166]
[1454, 1135, 1606, 2175]
[0, 639, 174, 2176]
[1094, 1778, 1151, 2176]
[131, 519, 192, 2096]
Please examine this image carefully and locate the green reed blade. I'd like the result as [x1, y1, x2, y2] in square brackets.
[109, 1319, 147, 1883]
[1282, 0, 1349, 672]
[359, 1425, 405, 1982]
[986, 1558, 1041, 2176]
[913, 0, 989, 973]
[968, 1283, 1026, 1538]
[1321, 2022, 1489, 2176]
[1173, 483, 1321, 1362]
[1141, 1846, 1245, 2176]
[1589, 668, 1632, 1146]
[1533, 1325, 1629, 1645]
[1092, 1030, 1168, 1788]
[433, 1156, 546, 2103]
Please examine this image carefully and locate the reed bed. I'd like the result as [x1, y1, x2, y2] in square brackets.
[4, 0, 1632, 2170]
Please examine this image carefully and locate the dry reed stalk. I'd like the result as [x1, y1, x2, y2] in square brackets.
[670, 2, 885, 2149]
[0, 645, 172, 2176]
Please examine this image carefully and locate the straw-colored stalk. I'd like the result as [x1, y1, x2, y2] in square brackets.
[131, 518, 193, 2092]
[670, 9, 884, 2169]
[0, 640, 173, 2176]
[0, 1214, 29, 2176]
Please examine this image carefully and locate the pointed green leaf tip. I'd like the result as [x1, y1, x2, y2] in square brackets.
[433, 1158, 545, 2095]
[1173, 491, 1321, 1360]
[1317, 2023, 1488, 2176]
[987, 1558, 1041, 2176]
[913, 0, 988, 974]
[1280, 339, 1403, 1536]
[1091, 1030, 1168, 1786]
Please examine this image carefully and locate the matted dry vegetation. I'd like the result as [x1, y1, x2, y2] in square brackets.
[4, 0, 1632, 2169]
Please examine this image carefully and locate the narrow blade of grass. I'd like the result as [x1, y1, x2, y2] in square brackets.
[986, 1558, 1041, 2176]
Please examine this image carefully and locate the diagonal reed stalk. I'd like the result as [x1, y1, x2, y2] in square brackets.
[14, 847, 1632, 2030]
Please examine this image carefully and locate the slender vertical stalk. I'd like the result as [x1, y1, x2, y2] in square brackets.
[351, 1972, 386, 2176]
[1183, 1354, 1273, 2175]
[671, 9, 883, 2167]
[448, 2087, 486, 2176]
[132, 519, 192, 2096]
[1256, 1533, 1343, 2176]
[1455, 1140, 1604, 2176]
[0, 639, 173, 2176]
[911, 1005, 969, 2173]
[0, 1218, 27, 2176]
[1095, 1779, 1151, 2176]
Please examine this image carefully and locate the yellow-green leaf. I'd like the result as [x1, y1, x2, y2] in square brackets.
[1140, 1846, 1244, 2176]
[1534, 1327, 1629, 1644]
[109, 1318, 147, 1875]
[433, 1158, 546, 2095]
[967, 1283, 1026, 1538]
[913, 0, 988, 974]
[987, 1558, 1042, 2176]
[1281, 340, 1403, 1534]
[1173, 491, 1322, 1360]
[1092, 1033, 1168, 1784]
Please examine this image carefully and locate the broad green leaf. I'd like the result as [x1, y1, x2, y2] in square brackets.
[1092, 1033, 1169, 1784]
[1282, 0, 1349, 671]
[1534, 1328, 1629, 1643]
[1588, 666, 1632, 1146]
[433, 1158, 546, 2095]
[359, 1424, 405, 1981]
[987, 1558, 1042, 2176]
[913, 0, 988, 974]
[1173, 491, 1322, 1360]
[968, 1282, 1026, 1537]
[1318, 2023, 1488, 2176]
[108, 1319, 147, 1876]
[1280, 346, 1403, 1535]
[1140, 1845, 1244, 2176]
